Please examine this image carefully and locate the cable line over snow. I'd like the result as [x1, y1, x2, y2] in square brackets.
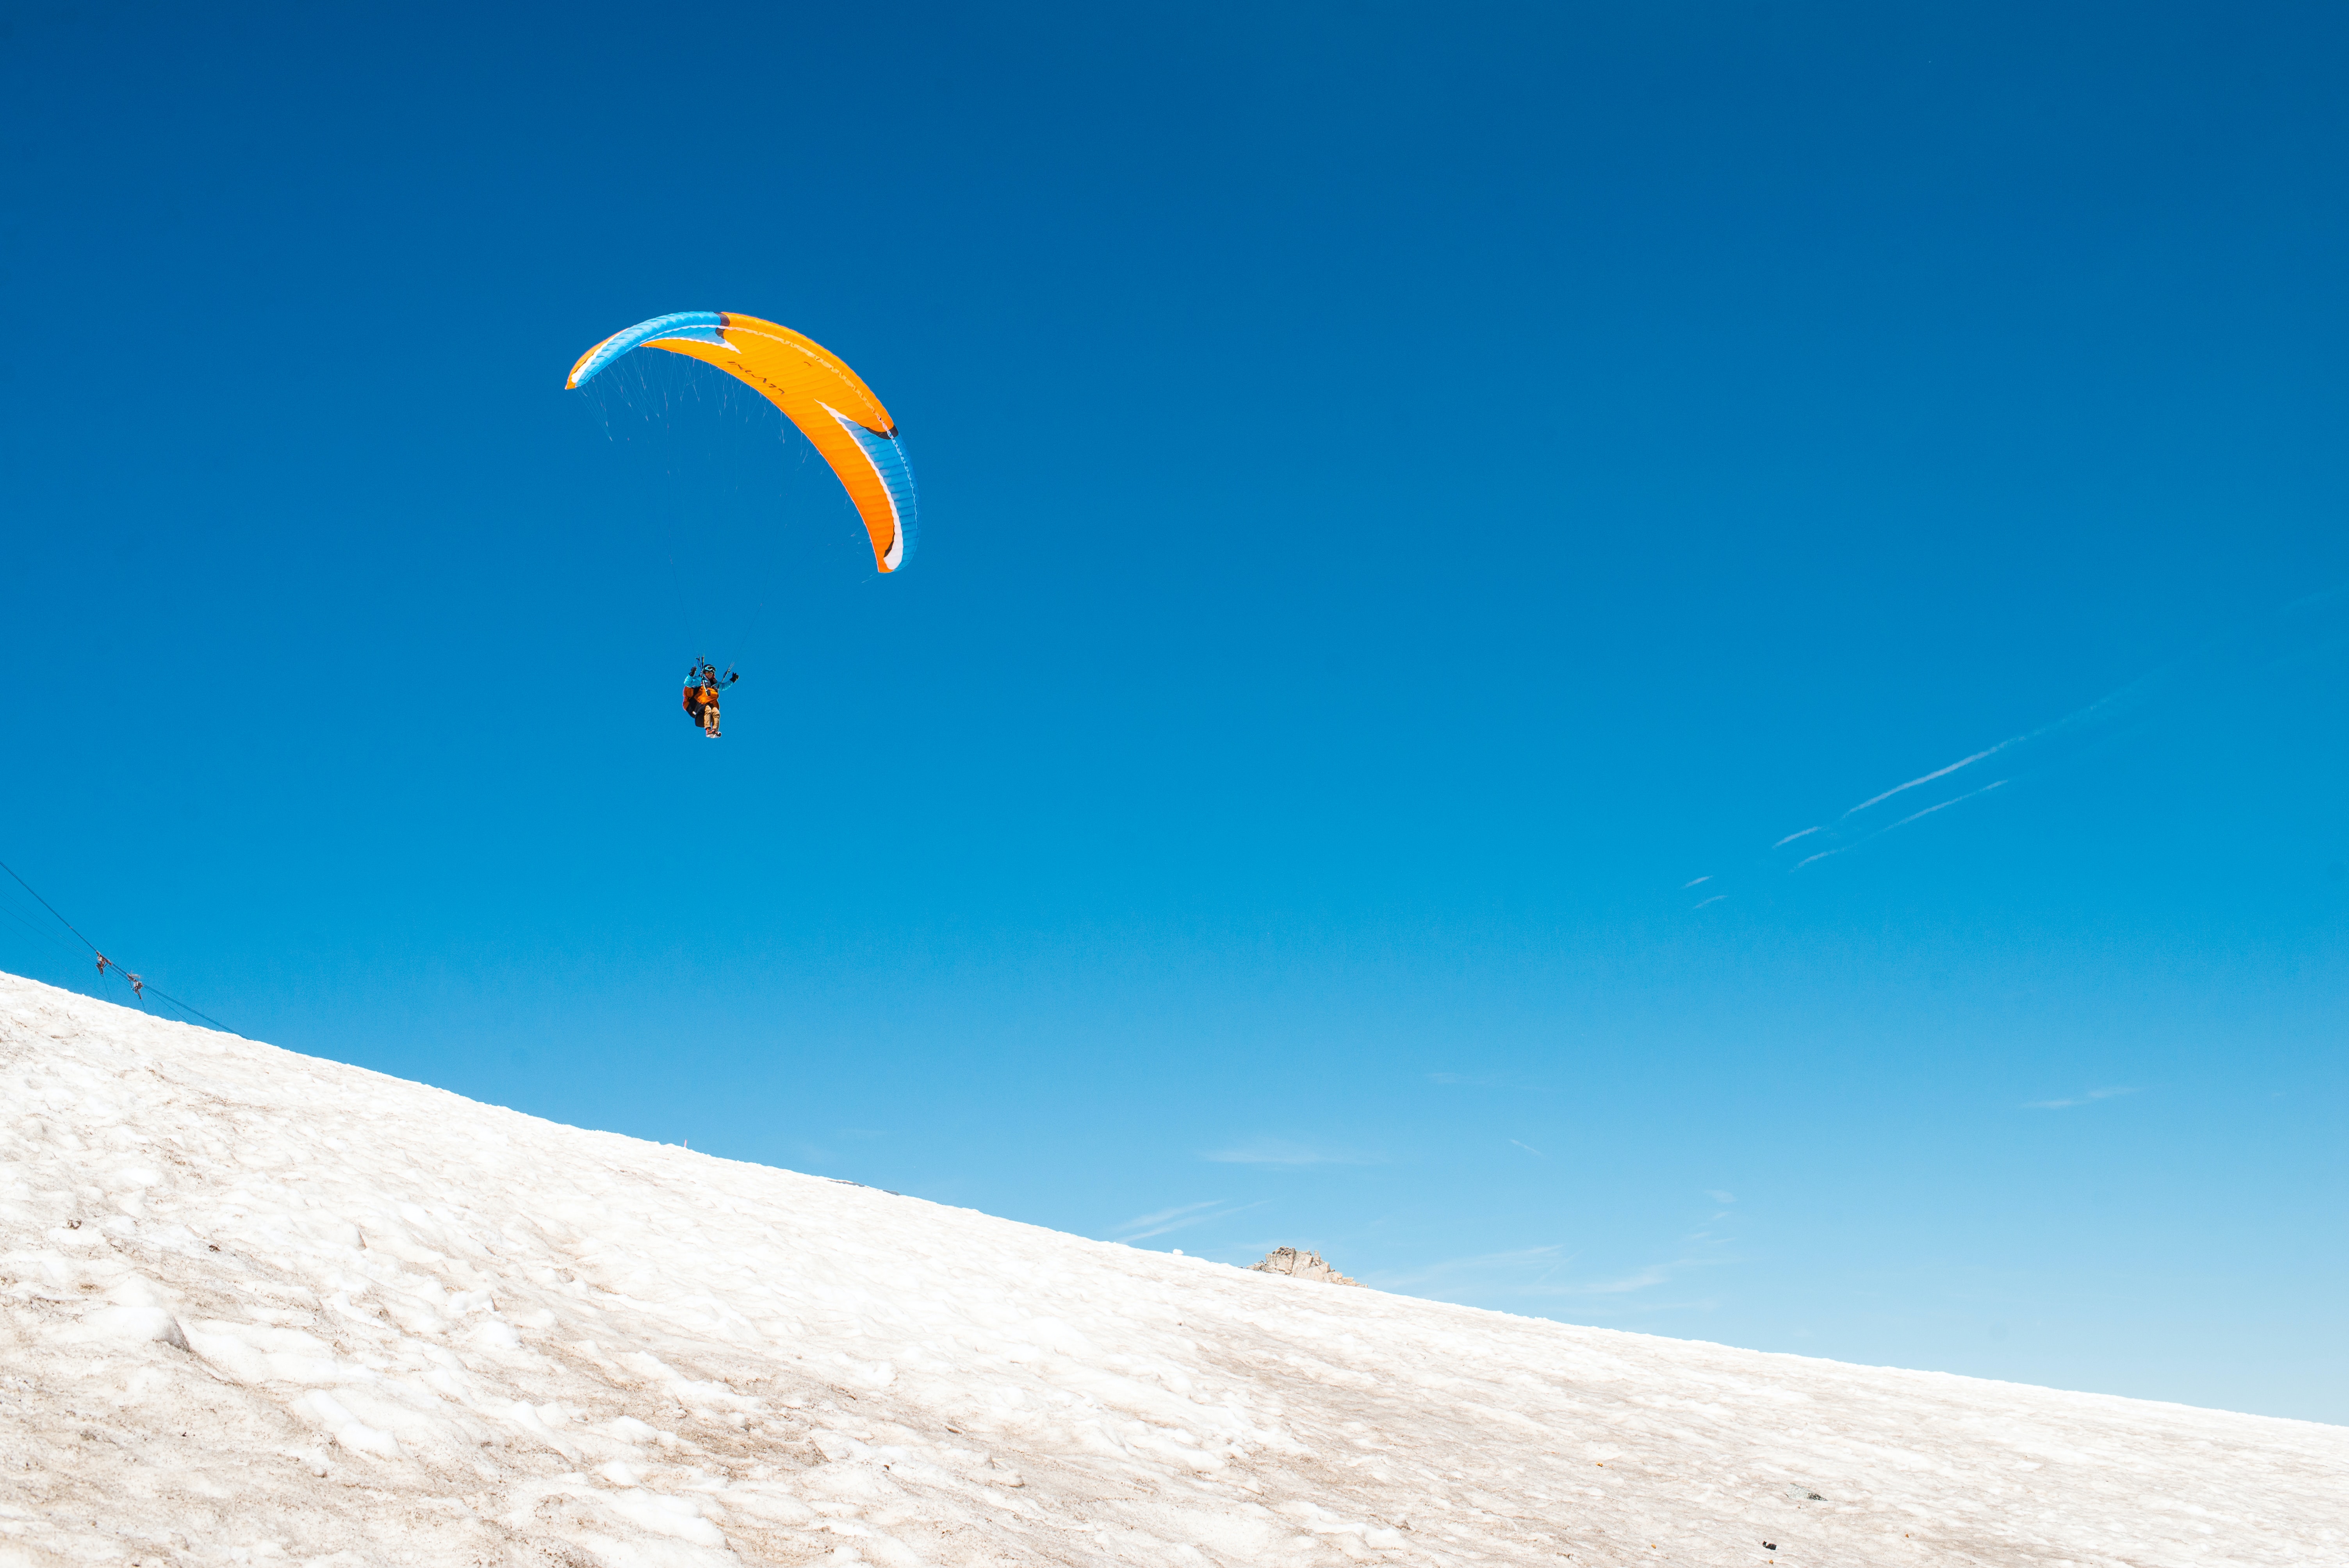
[0, 857, 242, 1036]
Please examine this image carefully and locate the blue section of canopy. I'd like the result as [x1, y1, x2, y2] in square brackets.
[838, 417, 920, 565]
[570, 312, 726, 387]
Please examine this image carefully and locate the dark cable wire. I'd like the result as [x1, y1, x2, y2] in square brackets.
[139, 983, 242, 1038]
[0, 856, 244, 1037]
[0, 858, 101, 956]
[0, 894, 81, 957]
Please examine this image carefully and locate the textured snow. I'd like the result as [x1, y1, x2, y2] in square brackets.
[1, 972, 2340, 1567]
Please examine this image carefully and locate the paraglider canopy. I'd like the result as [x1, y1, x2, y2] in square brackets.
[567, 312, 917, 573]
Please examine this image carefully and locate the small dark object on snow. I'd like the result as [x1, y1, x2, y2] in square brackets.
[1762, 1544, 1776, 1553]
[1250, 1247, 1360, 1285]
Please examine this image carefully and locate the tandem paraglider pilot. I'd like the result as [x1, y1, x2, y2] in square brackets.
[682, 660, 736, 739]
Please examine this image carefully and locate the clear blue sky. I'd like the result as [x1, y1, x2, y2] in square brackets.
[4, 2, 2344, 1423]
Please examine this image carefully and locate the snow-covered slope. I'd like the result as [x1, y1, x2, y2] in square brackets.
[1, 974, 2339, 1567]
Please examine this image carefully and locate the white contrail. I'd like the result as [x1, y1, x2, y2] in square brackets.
[1883, 779, 2007, 833]
[1707, 581, 2349, 904]
[1794, 780, 2010, 870]
[1842, 745, 2007, 817]
[1681, 875, 1711, 888]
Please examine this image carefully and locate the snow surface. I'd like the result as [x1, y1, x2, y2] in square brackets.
[2, 972, 2341, 1568]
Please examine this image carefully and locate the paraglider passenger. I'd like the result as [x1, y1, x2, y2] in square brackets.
[681, 661, 735, 738]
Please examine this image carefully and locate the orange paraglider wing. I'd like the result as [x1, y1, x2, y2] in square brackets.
[567, 312, 916, 572]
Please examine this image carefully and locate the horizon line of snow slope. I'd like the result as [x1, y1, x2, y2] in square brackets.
[1, 972, 2340, 1568]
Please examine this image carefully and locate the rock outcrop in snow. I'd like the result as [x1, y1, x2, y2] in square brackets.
[1248, 1248, 1359, 1286]
[2, 970, 2343, 1566]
